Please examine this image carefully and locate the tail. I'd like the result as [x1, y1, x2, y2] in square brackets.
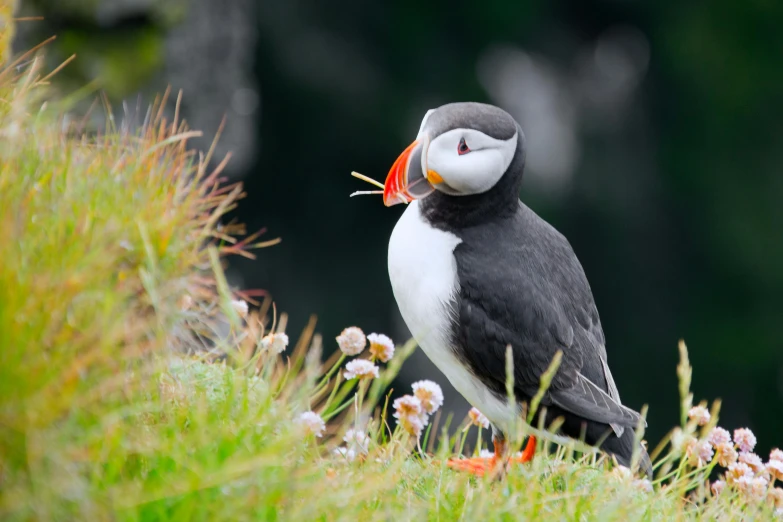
[540, 404, 653, 478]
[600, 427, 652, 478]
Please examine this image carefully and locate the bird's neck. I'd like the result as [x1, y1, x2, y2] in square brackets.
[419, 145, 525, 231]
[419, 187, 518, 230]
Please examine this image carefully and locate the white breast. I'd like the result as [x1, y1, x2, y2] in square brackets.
[388, 201, 518, 433]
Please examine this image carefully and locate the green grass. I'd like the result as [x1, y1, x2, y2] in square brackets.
[1, 43, 782, 521]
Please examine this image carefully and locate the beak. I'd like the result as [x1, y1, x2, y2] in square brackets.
[383, 138, 436, 207]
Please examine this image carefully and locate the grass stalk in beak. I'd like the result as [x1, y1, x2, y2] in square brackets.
[349, 171, 386, 198]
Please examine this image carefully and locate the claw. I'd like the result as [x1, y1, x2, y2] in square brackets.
[446, 436, 537, 478]
[515, 435, 537, 463]
[446, 456, 498, 477]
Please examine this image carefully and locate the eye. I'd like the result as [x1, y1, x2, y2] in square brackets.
[457, 137, 471, 155]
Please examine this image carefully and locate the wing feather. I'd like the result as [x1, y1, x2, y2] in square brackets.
[549, 372, 645, 429]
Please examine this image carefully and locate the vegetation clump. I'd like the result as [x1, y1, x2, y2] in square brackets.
[1, 42, 782, 521]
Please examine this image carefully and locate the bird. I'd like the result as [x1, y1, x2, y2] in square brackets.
[383, 101, 651, 478]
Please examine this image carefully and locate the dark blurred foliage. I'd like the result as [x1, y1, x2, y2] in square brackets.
[14, 0, 783, 453]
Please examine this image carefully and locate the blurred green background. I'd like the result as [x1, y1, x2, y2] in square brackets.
[13, 0, 783, 454]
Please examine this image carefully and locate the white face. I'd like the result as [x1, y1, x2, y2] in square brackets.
[423, 127, 518, 196]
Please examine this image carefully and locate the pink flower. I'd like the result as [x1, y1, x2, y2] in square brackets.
[333, 447, 357, 462]
[769, 487, 783, 509]
[343, 359, 379, 380]
[261, 332, 289, 354]
[708, 427, 731, 447]
[367, 333, 395, 362]
[670, 428, 693, 453]
[336, 327, 366, 356]
[711, 480, 725, 496]
[771, 448, 783, 463]
[688, 405, 711, 426]
[738, 452, 765, 474]
[715, 442, 738, 467]
[633, 479, 653, 493]
[685, 439, 714, 467]
[726, 462, 753, 485]
[231, 299, 249, 318]
[611, 465, 633, 481]
[412, 380, 444, 414]
[733, 428, 757, 453]
[343, 429, 370, 454]
[768, 460, 783, 481]
[179, 294, 193, 311]
[736, 475, 769, 502]
[468, 407, 490, 429]
[296, 411, 326, 437]
[393, 395, 428, 437]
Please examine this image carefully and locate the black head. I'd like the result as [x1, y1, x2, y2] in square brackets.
[422, 102, 519, 143]
[383, 102, 526, 227]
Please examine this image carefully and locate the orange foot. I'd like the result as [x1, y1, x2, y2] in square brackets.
[446, 435, 537, 478]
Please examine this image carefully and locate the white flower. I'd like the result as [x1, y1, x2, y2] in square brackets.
[726, 462, 754, 485]
[685, 439, 713, 467]
[738, 452, 765, 474]
[479, 449, 494, 458]
[367, 333, 395, 362]
[733, 428, 757, 453]
[771, 448, 783, 463]
[736, 475, 769, 502]
[343, 359, 379, 380]
[231, 299, 249, 318]
[711, 480, 725, 496]
[715, 442, 738, 467]
[393, 395, 423, 418]
[333, 447, 356, 461]
[296, 411, 325, 437]
[393, 395, 428, 437]
[261, 332, 289, 354]
[336, 327, 366, 356]
[670, 428, 693, 453]
[179, 294, 193, 311]
[611, 465, 633, 481]
[688, 405, 711, 426]
[412, 380, 444, 414]
[633, 479, 653, 493]
[708, 427, 732, 447]
[767, 459, 783, 481]
[344, 429, 370, 454]
[770, 487, 783, 509]
[468, 407, 489, 429]
[399, 415, 425, 437]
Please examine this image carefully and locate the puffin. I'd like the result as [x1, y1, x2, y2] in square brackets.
[383, 101, 651, 478]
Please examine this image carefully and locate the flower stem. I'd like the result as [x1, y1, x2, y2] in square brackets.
[321, 372, 344, 413]
[323, 396, 356, 421]
[314, 353, 346, 394]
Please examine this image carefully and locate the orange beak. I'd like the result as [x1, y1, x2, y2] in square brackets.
[383, 139, 436, 207]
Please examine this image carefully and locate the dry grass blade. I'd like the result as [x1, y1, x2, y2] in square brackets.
[351, 171, 385, 189]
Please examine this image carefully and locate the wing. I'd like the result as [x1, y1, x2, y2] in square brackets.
[452, 204, 644, 431]
[456, 271, 580, 395]
[601, 354, 628, 437]
[550, 372, 642, 430]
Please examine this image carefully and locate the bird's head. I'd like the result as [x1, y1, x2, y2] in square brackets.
[383, 102, 525, 207]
